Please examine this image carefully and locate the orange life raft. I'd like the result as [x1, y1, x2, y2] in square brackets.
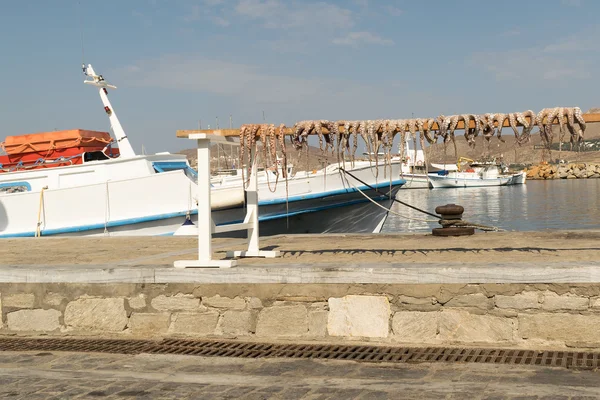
[0, 129, 117, 172]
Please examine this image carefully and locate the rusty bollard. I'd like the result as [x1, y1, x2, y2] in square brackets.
[432, 204, 475, 237]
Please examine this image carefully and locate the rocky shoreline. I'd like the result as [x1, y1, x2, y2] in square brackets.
[525, 163, 600, 180]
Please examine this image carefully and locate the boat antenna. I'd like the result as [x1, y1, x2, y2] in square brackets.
[78, 1, 86, 73]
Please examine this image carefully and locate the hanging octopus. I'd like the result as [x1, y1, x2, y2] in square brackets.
[493, 113, 507, 142]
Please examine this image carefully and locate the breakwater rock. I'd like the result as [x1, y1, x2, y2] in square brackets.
[525, 163, 600, 180]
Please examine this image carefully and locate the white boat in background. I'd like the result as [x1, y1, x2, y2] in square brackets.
[427, 157, 526, 188]
[0, 64, 405, 237]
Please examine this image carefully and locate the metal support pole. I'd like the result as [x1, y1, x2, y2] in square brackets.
[174, 133, 279, 268]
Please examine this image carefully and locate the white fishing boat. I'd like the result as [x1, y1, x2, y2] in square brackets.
[0, 64, 405, 237]
[427, 157, 526, 188]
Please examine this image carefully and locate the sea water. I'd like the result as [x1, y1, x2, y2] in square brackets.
[382, 179, 600, 233]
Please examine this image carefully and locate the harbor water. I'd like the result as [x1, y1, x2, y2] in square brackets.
[383, 179, 600, 233]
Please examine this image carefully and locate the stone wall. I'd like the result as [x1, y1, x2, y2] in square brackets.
[525, 162, 600, 180]
[2, 283, 600, 348]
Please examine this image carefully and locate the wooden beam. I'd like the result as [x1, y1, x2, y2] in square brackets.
[176, 113, 600, 138]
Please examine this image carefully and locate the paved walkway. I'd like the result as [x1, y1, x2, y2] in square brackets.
[0, 351, 599, 399]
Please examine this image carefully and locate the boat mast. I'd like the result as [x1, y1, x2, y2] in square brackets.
[83, 64, 136, 158]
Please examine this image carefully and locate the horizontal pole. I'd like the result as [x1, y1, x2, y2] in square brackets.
[212, 222, 254, 234]
[177, 113, 600, 138]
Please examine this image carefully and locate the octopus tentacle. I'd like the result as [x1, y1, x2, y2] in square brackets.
[422, 118, 435, 144]
[574, 107, 586, 142]
[494, 113, 506, 142]
[277, 124, 288, 178]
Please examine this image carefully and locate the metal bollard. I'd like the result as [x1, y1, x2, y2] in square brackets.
[431, 204, 475, 236]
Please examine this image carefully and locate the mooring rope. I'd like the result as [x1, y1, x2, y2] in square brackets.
[339, 167, 504, 232]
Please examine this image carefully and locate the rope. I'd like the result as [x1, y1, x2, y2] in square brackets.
[339, 168, 440, 218]
[339, 167, 504, 232]
[440, 219, 504, 232]
[104, 181, 110, 236]
[344, 177, 438, 222]
[35, 186, 48, 237]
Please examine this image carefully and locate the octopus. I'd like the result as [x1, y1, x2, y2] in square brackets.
[239, 106, 590, 193]
[493, 113, 507, 142]
[278, 124, 288, 178]
[574, 107, 586, 141]
[422, 118, 436, 144]
[350, 120, 360, 162]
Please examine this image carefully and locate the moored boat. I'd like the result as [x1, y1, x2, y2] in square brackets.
[427, 157, 526, 188]
[0, 63, 404, 237]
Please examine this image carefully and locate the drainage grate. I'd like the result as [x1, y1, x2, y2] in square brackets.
[0, 337, 598, 369]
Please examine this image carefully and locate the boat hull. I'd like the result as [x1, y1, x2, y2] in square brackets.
[428, 172, 526, 188]
[26, 184, 401, 237]
[0, 159, 405, 237]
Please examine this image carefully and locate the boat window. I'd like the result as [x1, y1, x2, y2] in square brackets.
[152, 161, 198, 183]
[83, 151, 111, 162]
[0, 181, 31, 194]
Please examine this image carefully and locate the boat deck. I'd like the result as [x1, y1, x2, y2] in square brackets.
[1, 230, 599, 283]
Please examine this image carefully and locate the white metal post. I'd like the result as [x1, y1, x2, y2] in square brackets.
[173, 133, 280, 268]
[174, 134, 237, 268]
[247, 146, 260, 251]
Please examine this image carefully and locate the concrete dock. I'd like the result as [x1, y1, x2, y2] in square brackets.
[1, 230, 599, 283]
[1, 231, 600, 349]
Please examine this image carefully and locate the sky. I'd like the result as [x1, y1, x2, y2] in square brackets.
[0, 0, 598, 154]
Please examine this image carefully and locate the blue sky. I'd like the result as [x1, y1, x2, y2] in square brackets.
[0, 0, 598, 153]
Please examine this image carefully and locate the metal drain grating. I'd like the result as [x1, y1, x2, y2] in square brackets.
[0, 337, 598, 369]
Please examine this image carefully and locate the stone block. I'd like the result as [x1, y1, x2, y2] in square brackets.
[247, 297, 263, 309]
[495, 292, 541, 310]
[128, 295, 147, 310]
[7, 309, 61, 331]
[151, 294, 200, 311]
[3, 293, 35, 309]
[219, 311, 254, 336]
[592, 298, 600, 308]
[256, 305, 308, 337]
[328, 295, 390, 338]
[519, 313, 600, 343]
[308, 310, 328, 337]
[443, 293, 492, 310]
[439, 310, 514, 343]
[396, 295, 434, 306]
[203, 295, 246, 310]
[129, 313, 170, 335]
[64, 298, 128, 332]
[44, 293, 66, 307]
[541, 291, 588, 311]
[392, 311, 438, 342]
[168, 312, 219, 336]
